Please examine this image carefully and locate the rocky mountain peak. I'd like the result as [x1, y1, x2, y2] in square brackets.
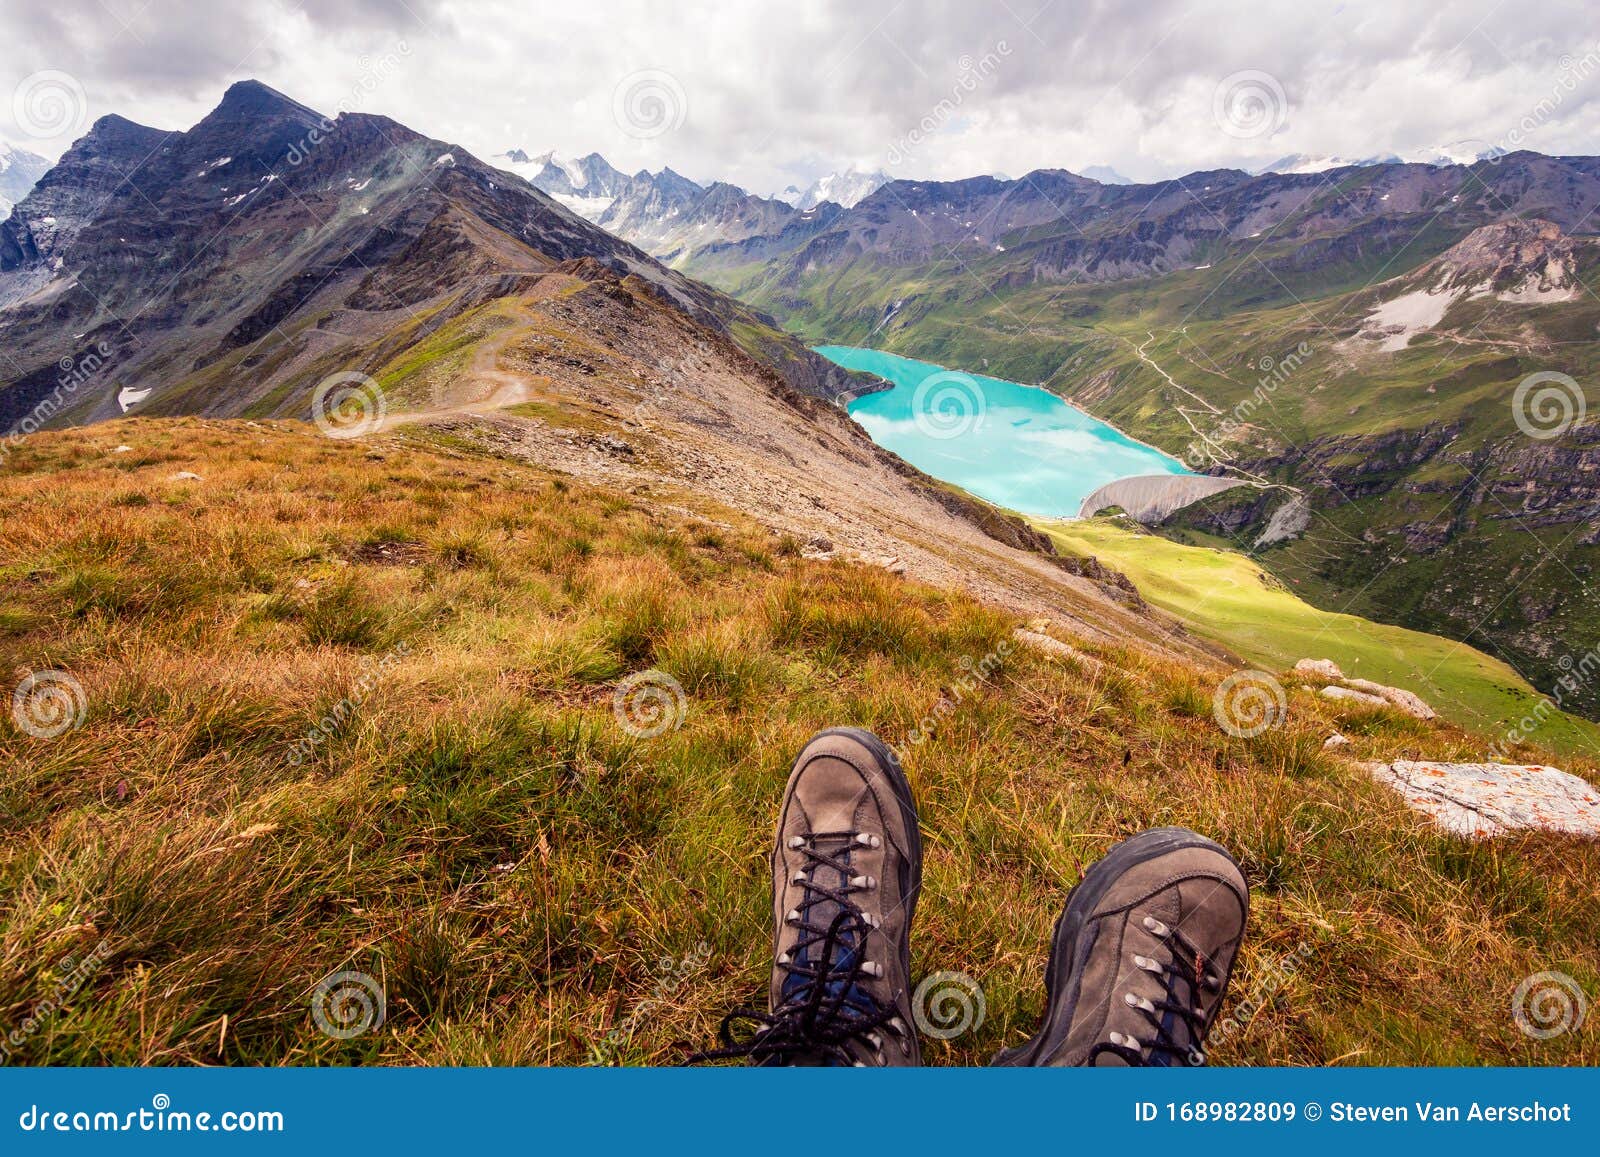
[1431, 218, 1582, 299]
[206, 79, 325, 128]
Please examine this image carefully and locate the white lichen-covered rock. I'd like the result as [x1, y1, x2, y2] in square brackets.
[1323, 732, 1351, 749]
[1294, 658, 1345, 681]
[1367, 761, 1600, 839]
[1343, 677, 1437, 720]
[1321, 685, 1388, 708]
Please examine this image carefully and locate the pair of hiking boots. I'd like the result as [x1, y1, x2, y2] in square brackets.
[697, 729, 1249, 1066]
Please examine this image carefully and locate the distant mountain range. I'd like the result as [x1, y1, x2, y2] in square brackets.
[487, 148, 888, 266]
[0, 139, 51, 218]
[1256, 142, 1506, 174]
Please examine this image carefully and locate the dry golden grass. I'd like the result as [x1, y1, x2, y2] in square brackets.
[1, 417, 1596, 1066]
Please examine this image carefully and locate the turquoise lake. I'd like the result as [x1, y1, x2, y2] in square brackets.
[815, 346, 1192, 519]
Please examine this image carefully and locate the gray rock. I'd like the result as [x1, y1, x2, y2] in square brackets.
[1294, 657, 1345, 681]
[1366, 760, 1600, 838]
[1321, 685, 1388, 708]
[1254, 495, 1311, 548]
[1343, 677, 1436, 720]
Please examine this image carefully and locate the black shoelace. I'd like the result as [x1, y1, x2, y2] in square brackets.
[689, 831, 898, 1066]
[1088, 925, 1219, 1067]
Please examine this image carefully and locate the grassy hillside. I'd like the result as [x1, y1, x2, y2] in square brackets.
[1, 419, 1596, 1066]
[1040, 518, 1600, 758]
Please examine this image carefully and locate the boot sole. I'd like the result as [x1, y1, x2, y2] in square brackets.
[991, 826, 1240, 1066]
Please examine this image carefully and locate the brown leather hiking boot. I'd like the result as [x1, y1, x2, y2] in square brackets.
[993, 827, 1248, 1067]
[696, 728, 922, 1066]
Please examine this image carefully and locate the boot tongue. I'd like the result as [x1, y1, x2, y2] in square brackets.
[779, 835, 880, 1065]
[1148, 958, 1197, 1066]
[782, 835, 857, 1005]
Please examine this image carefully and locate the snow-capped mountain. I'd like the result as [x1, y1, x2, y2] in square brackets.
[0, 139, 53, 218]
[1255, 153, 1401, 175]
[495, 148, 812, 265]
[780, 168, 890, 210]
[1257, 143, 1503, 175]
[492, 149, 629, 220]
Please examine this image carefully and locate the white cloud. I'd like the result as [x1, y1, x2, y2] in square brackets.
[2, 0, 1596, 188]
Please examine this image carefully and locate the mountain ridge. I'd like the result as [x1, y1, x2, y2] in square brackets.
[0, 81, 857, 435]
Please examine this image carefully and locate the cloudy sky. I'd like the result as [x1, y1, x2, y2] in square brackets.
[4, 0, 1599, 192]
